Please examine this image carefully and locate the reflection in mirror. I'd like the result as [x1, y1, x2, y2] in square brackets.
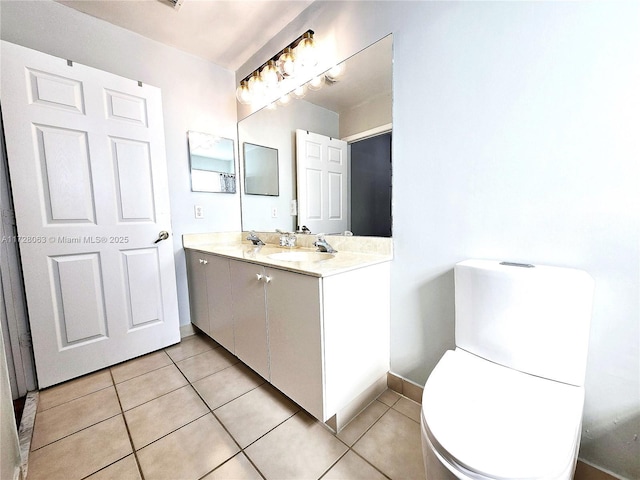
[238, 34, 392, 235]
[243, 143, 279, 196]
[188, 131, 236, 193]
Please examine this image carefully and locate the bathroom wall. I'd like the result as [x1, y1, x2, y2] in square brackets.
[237, 1, 639, 477]
[0, 0, 240, 331]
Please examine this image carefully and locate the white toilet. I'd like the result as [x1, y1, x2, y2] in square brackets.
[421, 259, 594, 480]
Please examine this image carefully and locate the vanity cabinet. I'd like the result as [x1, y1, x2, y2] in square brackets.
[186, 247, 390, 429]
[266, 268, 324, 419]
[228, 259, 270, 380]
[185, 250, 234, 352]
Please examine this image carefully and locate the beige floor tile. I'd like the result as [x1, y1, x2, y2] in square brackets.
[85, 455, 142, 480]
[337, 400, 389, 446]
[202, 453, 263, 480]
[116, 364, 188, 411]
[214, 383, 299, 448]
[245, 411, 348, 480]
[193, 363, 264, 410]
[31, 386, 121, 450]
[176, 347, 239, 383]
[125, 385, 209, 449]
[377, 388, 400, 407]
[137, 414, 239, 480]
[111, 350, 173, 384]
[165, 334, 217, 362]
[37, 369, 113, 412]
[27, 415, 132, 480]
[392, 396, 422, 423]
[353, 408, 425, 480]
[322, 451, 388, 480]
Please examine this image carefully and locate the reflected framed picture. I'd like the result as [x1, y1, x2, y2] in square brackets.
[243, 142, 279, 196]
[187, 131, 236, 193]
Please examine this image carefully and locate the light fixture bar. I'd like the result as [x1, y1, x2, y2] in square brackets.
[240, 30, 314, 84]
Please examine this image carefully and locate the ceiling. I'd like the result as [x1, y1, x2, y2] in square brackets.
[55, 0, 314, 71]
[55, 0, 391, 114]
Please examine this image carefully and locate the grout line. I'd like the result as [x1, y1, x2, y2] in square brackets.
[107, 368, 146, 480]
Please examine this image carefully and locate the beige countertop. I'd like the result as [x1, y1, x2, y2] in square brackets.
[183, 232, 393, 278]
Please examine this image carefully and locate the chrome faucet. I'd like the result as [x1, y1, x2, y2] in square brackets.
[313, 234, 337, 253]
[246, 231, 265, 246]
[276, 229, 297, 248]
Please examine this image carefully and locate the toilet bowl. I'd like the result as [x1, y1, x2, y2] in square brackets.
[421, 260, 594, 480]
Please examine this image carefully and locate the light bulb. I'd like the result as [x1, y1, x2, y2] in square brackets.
[260, 60, 279, 88]
[235, 80, 252, 104]
[295, 32, 317, 68]
[292, 85, 306, 99]
[278, 93, 291, 106]
[248, 72, 264, 95]
[325, 62, 345, 82]
[278, 47, 296, 77]
[307, 75, 324, 91]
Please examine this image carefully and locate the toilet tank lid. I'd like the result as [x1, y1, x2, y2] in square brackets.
[422, 349, 585, 478]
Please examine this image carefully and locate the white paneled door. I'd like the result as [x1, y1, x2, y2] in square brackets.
[296, 130, 348, 235]
[1, 41, 180, 388]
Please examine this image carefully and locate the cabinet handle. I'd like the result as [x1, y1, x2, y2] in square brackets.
[256, 273, 263, 281]
[264, 276, 272, 284]
[203, 260, 208, 265]
[199, 259, 204, 264]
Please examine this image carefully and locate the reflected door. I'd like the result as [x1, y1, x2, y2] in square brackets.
[1, 41, 180, 387]
[296, 130, 348, 234]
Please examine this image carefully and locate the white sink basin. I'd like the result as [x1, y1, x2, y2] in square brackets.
[268, 251, 335, 262]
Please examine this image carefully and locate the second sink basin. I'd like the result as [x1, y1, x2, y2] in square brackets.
[268, 251, 335, 262]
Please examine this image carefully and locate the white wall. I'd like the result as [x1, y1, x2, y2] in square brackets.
[0, 0, 240, 329]
[239, 100, 339, 232]
[237, 1, 639, 477]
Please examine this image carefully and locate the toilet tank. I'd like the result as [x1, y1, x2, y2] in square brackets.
[454, 259, 594, 386]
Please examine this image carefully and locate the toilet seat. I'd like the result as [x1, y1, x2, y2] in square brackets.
[422, 349, 584, 479]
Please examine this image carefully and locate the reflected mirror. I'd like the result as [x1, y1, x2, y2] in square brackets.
[243, 143, 279, 196]
[238, 34, 392, 235]
[188, 131, 236, 193]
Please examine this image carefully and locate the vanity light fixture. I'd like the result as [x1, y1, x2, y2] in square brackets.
[237, 29, 344, 108]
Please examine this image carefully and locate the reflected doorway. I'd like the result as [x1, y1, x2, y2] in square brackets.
[350, 133, 392, 237]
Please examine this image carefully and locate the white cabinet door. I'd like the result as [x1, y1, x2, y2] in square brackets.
[186, 251, 210, 335]
[1, 41, 179, 387]
[267, 268, 324, 420]
[296, 129, 348, 234]
[205, 255, 234, 353]
[229, 259, 269, 379]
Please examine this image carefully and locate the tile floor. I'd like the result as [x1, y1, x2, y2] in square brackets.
[26, 333, 426, 480]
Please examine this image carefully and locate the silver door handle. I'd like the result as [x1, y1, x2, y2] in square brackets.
[154, 231, 169, 244]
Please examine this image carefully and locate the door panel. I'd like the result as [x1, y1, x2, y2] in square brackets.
[111, 138, 155, 221]
[121, 249, 162, 329]
[27, 68, 86, 113]
[36, 125, 96, 223]
[1, 41, 180, 387]
[50, 253, 108, 347]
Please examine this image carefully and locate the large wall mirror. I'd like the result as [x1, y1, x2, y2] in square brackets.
[238, 34, 393, 235]
[188, 131, 236, 193]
